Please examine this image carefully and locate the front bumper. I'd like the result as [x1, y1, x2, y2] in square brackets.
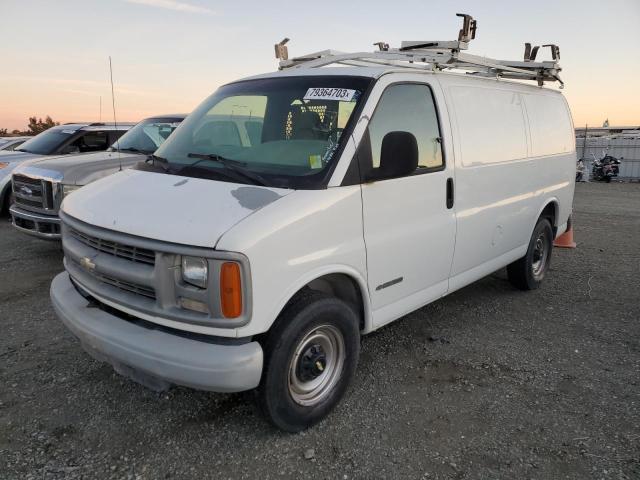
[10, 205, 61, 239]
[50, 272, 263, 392]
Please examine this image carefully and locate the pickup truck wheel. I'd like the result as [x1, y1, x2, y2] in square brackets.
[1, 186, 13, 216]
[256, 291, 360, 432]
[507, 217, 553, 290]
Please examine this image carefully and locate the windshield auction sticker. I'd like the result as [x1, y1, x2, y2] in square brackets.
[304, 88, 357, 102]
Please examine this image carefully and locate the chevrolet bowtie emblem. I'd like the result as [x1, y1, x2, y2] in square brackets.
[80, 257, 96, 271]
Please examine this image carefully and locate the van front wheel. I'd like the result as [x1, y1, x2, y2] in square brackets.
[256, 291, 360, 432]
[507, 217, 553, 290]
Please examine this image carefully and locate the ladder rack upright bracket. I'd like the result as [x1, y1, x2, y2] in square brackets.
[274, 38, 290, 61]
[456, 13, 477, 43]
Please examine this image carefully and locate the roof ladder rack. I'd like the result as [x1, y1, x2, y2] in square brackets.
[274, 13, 563, 87]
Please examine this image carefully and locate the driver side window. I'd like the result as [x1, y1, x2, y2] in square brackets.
[69, 131, 109, 153]
[362, 83, 443, 177]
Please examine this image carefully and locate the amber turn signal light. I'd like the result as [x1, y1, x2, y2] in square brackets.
[220, 262, 242, 318]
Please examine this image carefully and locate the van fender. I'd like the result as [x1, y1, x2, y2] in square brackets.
[267, 264, 373, 334]
[534, 197, 560, 235]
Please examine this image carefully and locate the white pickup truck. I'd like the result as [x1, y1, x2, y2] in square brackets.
[50, 20, 576, 431]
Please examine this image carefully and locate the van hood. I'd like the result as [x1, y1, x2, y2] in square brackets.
[22, 150, 142, 185]
[61, 169, 292, 248]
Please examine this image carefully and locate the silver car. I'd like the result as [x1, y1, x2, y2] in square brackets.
[0, 123, 134, 214]
[10, 115, 186, 239]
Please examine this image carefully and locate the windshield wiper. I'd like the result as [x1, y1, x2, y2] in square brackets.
[145, 154, 172, 172]
[119, 147, 150, 154]
[184, 153, 268, 186]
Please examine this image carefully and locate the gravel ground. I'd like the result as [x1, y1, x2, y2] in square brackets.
[1, 182, 639, 480]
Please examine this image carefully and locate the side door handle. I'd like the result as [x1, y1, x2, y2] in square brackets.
[446, 177, 454, 209]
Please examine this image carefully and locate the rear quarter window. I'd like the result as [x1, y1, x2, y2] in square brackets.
[523, 94, 574, 157]
[450, 86, 528, 166]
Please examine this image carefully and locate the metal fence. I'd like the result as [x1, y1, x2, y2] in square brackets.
[576, 137, 640, 179]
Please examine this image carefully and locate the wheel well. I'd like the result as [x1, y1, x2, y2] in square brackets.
[0, 183, 12, 215]
[540, 201, 558, 237]
[296, 273, 366, 330]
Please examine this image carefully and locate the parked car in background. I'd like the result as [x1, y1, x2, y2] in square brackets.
[0, 136, 30, 152]
[0, 123, 134, 214]
[10, 115, 186, 239]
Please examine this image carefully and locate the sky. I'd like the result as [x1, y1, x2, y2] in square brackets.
[1, 0, 639, 131]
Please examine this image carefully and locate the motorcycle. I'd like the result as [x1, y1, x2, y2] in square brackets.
[591, 152, 623, 183]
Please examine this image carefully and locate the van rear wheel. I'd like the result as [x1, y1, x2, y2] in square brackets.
[256, 291, 360, 432]
[507, 217, 553, 290]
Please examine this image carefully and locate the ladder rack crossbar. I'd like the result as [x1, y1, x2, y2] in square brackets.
[279, 49, 562, 86]
[274, 15, 564, 87]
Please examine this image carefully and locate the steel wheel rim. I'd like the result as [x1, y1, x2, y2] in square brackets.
[532, 231, 549, 279]
[288, 325, 345, 406]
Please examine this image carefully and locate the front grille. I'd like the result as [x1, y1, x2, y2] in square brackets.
[13, 174, 41, 187]
[69, 258, 156, 299]
[43, 181, 54, 208]
[69, 228, 156, 265]
[15, 197, 43, 208]
[92, 271, 156, 299]
[13, 174, 45, 209]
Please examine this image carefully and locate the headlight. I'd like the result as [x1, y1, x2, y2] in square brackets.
[62, 184, 82, 197]
[181, 256, 208, 288]
[0, 162, 9, 169]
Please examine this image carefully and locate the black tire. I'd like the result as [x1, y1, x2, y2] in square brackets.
[1, 186, 13, 216]
[256, 290, 360, 432]
[507, 217, 553, 290]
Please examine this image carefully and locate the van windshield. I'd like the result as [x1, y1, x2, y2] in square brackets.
[154, 75, 372, 189]
[112, 117, 183, 154]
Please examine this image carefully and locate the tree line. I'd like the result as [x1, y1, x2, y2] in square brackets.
[0, 116, 59, 136]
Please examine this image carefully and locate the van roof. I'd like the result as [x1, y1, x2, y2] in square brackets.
[234, 66, 563, 93]
[241, 66, 390, 81]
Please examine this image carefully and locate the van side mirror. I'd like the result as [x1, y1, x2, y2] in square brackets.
[367, 131, 419, 181]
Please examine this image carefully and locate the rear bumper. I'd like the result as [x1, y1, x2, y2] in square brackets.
[50, 272, 263, 392]
[10, 205, 61, 239]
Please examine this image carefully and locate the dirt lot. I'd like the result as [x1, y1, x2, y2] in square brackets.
[1, 182, 639, 480]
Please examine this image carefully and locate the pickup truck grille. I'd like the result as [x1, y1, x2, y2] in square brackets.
[13, 174, 52, 210]
[68, 227, 156, 266]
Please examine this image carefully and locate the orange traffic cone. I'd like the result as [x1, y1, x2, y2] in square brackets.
[554, 216, 577, 248]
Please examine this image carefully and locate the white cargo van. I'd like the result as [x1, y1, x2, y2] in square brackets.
[50, 17, 576, 431]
